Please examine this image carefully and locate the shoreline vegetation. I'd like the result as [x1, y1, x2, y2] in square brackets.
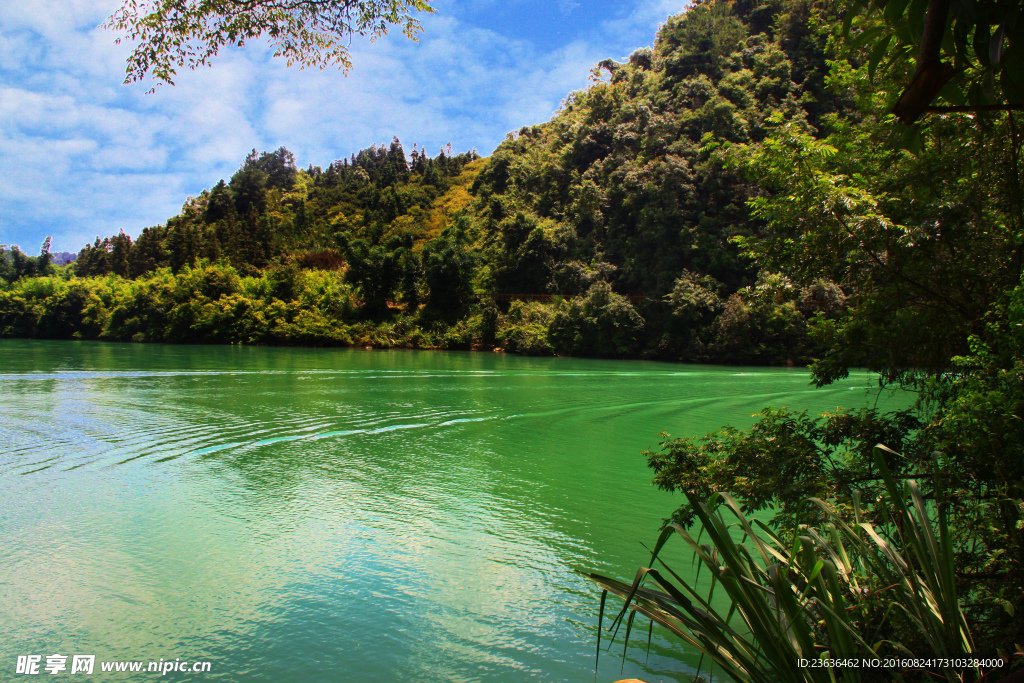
[4, 0, 1024, 678]
[0, 256, 827, 363]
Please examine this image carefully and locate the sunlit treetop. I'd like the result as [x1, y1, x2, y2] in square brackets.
[104, 0, 435, 88]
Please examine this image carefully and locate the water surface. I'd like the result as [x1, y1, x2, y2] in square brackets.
[0, 341, 907, 681]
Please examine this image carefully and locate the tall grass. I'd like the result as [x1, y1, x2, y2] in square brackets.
[584, 446, 982, 682]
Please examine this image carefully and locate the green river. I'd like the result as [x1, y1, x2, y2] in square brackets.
[0, 340, 908, 681]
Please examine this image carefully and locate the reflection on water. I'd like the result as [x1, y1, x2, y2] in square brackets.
[0, 340, 909, 681]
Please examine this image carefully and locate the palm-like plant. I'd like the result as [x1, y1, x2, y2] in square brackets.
[585, 446, 980, 683]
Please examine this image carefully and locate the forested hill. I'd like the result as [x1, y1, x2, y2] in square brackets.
[464, 0, 846, 360]
[4, 0, 849, 360]
[474, 0, 837, 298]
[71, 143, 481, 279]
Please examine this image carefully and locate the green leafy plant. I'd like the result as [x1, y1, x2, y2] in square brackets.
[584, 446, 987, 683]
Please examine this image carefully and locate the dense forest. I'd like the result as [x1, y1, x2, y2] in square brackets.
[3, 0, 1023, 666]
[0, 0, 854, 362]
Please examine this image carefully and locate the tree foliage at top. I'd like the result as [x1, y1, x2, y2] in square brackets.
[67, 137, 477, 280]
[105, 0, 434, 87]
[463, 0, 851, 362]
[0, 239, 55, 284]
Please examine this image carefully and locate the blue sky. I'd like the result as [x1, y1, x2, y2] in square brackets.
[0, 0, 683, 255]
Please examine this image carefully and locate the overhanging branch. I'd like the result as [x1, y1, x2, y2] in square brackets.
[926, 104, 1024, 113]
[892, 0, 954, 124]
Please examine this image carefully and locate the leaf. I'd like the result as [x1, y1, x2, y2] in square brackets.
[936, 79, 967, 106]
[906, 0, 929, 41]
[849, 25, 886, 50]
[808, 559, 825, 582]
[974, 22, 991, 67]
[884, 0, 909, 27]
[1000, 68, 1024, 103]
[900, 123, 923, 155]
[942, 21, 958, 61]
[842, 7, 858, 37]
[967, 80, 984, 106]
[884, 0, 912, 29]
[868, 36, 893, 82]
[990, 24, 1005, 66]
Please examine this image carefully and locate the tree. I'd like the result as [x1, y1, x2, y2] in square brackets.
[656, 23, 1024, 651]
[11, 246, 35, 280]
[37, 237, 54, 276]
[230, 150, 270, 217]
[127, 226, 169, 278]
[728, 109, 1022, 385]
[104, 0, 435, 88]
[422, 219, 476, 320]
[381, 137, 410, 187]
[336, 234, 405, 316]
[0, 246, 13, 283]
[846, 0, 1024, 123]
[489, 212, 555, 295]
[109, 231, 133, 277]
[75, 239, 112, 278]
[399, 247, 422, 312]
[256, 147, 298, 192]
[204, 180, 235, 224]
[547, 281, 645, 357]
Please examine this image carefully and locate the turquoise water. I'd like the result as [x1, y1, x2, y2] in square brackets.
[0, 341, 907, 681]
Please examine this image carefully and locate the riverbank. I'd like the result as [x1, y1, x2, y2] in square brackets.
[0, 263, 823, 366]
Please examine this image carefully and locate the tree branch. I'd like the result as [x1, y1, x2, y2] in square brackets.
[892, 0, 954, 125]
[926, 104, 1024, 113]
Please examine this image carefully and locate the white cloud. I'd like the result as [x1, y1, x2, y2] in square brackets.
[0, 0, 683, 253]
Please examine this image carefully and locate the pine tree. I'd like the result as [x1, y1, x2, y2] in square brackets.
[37, 237, 53, 276]
[127, 226, 168, 278]
[0, 245, 14, 283]
[11, 245, 33, 280]
[230, 149, 268, 216]
[109, 231, 133, 277]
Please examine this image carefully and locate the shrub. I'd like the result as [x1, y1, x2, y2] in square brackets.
[585, 447, 990, 683]
[708, 271, 810, 364]
[498, 300, 555, 355]
[548, 281, 644, 356]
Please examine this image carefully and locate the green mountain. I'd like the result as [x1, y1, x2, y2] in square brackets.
[0, 0, 851, 360]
